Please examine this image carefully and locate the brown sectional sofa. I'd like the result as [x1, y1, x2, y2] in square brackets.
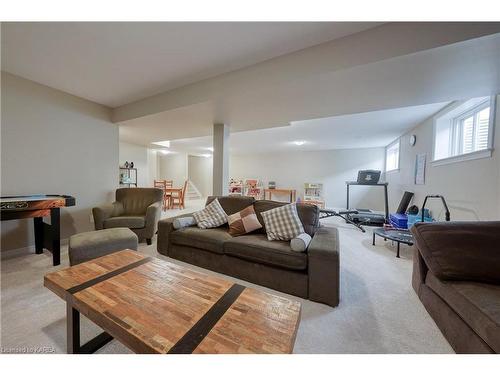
[157, 196, 340, 307]
[411, 221, 500, 353]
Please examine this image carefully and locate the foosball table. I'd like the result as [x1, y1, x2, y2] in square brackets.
[1, 195, 76, 266]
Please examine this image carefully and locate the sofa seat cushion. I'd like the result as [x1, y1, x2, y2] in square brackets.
[170, 227, 232, 254]
[223, 234, 307, 271]
[426, 272, 500, 352]
[104, 216, 145, 229]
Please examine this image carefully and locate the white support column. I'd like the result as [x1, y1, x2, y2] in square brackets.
[212, 123, 230, 196]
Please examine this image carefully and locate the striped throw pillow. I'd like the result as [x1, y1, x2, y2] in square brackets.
[261, 203, 305, 241]
[193, 198, 228, 229]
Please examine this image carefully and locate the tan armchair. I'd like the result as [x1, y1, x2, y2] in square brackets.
[93, 188, 163, 245]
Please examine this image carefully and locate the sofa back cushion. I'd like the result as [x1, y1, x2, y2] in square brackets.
[206, 196, 255, 216]
[411, 221, 500, 284]
[254, 200, 319, 236]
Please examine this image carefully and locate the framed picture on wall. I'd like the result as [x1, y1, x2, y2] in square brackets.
[415, 153, 426, 185]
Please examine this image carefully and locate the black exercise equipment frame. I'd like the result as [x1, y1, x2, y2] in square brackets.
[346, 181, 389, 223]
[319, 209, 366, 233]
[421, 195, 451, 222]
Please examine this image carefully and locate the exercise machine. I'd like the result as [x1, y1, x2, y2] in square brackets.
[421, 195, 451, 222]
[319, 209, 366, 233]
[346, 181, 389, 226]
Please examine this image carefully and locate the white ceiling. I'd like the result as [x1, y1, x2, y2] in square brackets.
[116, 29, 500, 145]
[118, 101, 216, 143]
[3, 22, 498, 151]
[150, 101, 450, 156]
[1, 22, 381, 107]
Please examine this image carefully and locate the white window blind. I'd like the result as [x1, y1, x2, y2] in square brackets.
[476, 107, 490, 151]
[433, 96, 494, 162]
[385, 140, 400, 171]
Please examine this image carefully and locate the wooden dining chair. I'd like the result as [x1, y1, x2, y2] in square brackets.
[163, 180, 174, 210]
[154, 180, 169, 211]
[170, 180, 188, 210]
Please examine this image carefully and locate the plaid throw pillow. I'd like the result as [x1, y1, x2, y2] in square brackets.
[193, 198, 228, 229]
[227, 205, 262, 236]
[261, 203, 305, 241]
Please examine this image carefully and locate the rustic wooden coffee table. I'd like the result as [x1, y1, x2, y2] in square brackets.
[44, 250, 301, 354]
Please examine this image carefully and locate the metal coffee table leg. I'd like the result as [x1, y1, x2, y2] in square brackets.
[66, 303, 113, 354]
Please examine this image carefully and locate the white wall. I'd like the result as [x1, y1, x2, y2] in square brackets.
[230, 148, 387, 210]
[188, 155, 212, 197]
[147, 148, 159, 186]
[1, 72, 118, 251]
[158, 153, 188, 187]
[385, 95, 500, 221]
[119, 141, 157, 187]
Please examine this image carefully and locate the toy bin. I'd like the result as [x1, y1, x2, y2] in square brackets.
[389, 213, 408, 229]
[407, 211, 433, 228]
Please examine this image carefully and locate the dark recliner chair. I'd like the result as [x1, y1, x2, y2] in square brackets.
[93, 188, 163, 245]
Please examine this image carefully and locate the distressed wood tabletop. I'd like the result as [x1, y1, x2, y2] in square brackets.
[44, 250, 301, 354]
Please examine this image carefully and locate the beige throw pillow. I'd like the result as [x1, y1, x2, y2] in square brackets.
[192, 198, 228, 229]
[260, 203, 305, 241]
[290, 233, 312, 252]
[227, 205, 262, 236]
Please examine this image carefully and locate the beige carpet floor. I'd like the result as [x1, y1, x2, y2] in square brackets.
[0, 213, 453, 354]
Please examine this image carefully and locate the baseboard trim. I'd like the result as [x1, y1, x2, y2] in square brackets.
[1, 238, 69, 260]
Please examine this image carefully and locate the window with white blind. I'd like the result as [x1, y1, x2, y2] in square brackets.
[385, 139, 400, 172]
[433, 96, 495, 164]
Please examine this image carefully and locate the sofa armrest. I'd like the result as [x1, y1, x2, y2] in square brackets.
[307, 226, 340, 307]
[411, 221, 500, 284]
[145, 202, 161, 223]
[92, 202, 123, 230]
[157, 213, 196, 256]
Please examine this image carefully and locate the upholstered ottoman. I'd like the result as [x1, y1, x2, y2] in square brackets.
[68, 228, 138, 266]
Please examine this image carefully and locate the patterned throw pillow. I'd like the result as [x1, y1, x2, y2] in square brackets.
[227, 205, 262, 236]
[193, 198, 228, 229]
[261, 203, 305, 241]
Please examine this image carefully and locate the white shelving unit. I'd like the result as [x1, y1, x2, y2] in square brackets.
[303, 182, 324, 208]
